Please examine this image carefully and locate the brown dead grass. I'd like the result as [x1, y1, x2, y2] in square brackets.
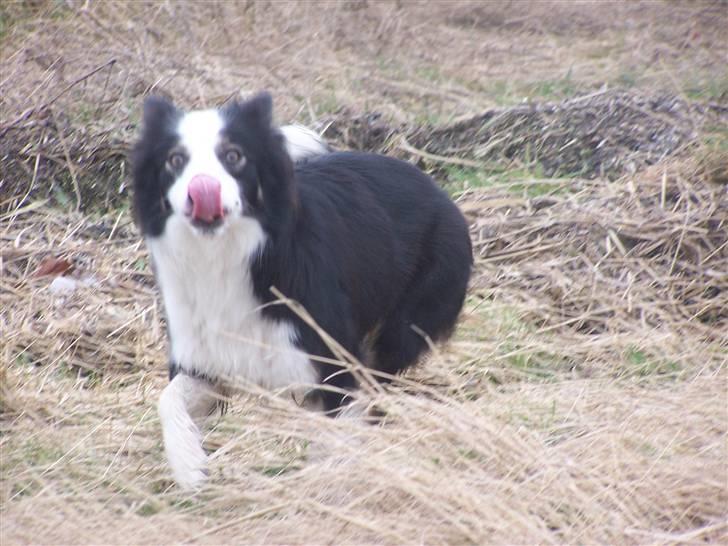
[468, 156, 728, 335]
[2, 151, 726, 544]
[2, 0, 727, 210]
[2, 367, 726, 545]
[1, 1, 728, 545]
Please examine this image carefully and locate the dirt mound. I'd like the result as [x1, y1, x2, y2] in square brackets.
[413, 91, 722, 177]
[326, 90, 725, 179]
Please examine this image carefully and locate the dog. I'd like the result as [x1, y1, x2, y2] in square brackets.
[131, 92, 472, 489]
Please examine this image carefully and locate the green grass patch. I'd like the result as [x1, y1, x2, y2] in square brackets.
[700, 125, 728, 152]
[457, 298, 577, 385]
[415, 66, 443, 83]
[683, 73, 728, 103]
[623, 346, 682, 379]
[0, 0, 72, 41]
[443, 164, 574, 198]
[614, 69, 639, 89]
[254, 461, 302, 478]
[13, 350, 38, 367]
[477, 69, 583, 105]
[136, 501, 161, 517]
[502, 347, 564, 381]
[0, 436, 65, 500]
[509, 399, 559, 431]
[523, 69, 580, 101]
[21, 439, 66, 467]
[311, 89, 341, 117]
[413, 109, 454, 128]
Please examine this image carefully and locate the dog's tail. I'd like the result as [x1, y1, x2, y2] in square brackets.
[280, 124, 331, 162]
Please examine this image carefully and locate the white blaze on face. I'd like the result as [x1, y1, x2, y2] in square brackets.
[146, 107, 319, 391]
[166, 110, 243, 219]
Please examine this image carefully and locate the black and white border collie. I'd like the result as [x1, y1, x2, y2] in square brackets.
[132, 92, 472, 489]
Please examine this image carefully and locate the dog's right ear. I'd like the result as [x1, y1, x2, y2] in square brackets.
[245, 91, 273, 129]
[141, 96, 177, 130]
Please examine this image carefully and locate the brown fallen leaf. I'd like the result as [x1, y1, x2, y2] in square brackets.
[33, 256, 74, 278]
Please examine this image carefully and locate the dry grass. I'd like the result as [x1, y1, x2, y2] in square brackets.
[2, 0, 727, 209]
[2, 363, 726, 544]
[2, 154, 726, 544]
[467, 156, 728, 335]
[2, 1, 728, 545]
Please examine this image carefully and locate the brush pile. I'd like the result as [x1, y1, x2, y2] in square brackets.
[326, 90, 727, 178]
[0, 110, 129, 214]
[412, 91, 725, 177]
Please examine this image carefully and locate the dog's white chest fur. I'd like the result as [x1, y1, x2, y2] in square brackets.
[147, 216, 317, 389]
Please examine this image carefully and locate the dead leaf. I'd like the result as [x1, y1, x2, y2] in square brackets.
[33, 256, 74, 278]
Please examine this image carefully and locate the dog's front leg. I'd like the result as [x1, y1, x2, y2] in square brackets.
[158, 373, 221, 490]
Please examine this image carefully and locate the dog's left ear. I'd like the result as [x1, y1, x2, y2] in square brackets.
[228, 91, 273, 129]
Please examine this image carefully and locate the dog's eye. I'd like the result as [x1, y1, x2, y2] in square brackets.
[168, 152, 186, 170]
[224, 149, 242, 165]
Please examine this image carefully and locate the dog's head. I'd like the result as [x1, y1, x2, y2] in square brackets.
[131, 92, 296, 239]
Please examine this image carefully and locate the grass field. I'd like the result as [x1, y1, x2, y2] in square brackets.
[1, 1, 727, 544]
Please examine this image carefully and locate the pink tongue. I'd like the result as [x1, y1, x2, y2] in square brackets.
[187, 175, 223, 223]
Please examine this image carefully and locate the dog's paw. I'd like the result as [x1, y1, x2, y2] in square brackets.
[167, 443, 209, 491]
[162, 425, 209, 491]
[173, 465, 209, 491]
